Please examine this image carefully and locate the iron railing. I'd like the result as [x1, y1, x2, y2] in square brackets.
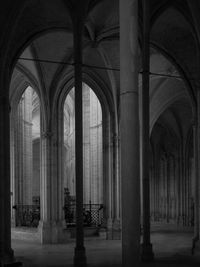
[13, 204, 40, 227]
[63, 203, 104, 227]
[13, 203, 104, 228]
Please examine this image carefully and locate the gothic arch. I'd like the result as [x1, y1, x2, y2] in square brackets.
[52, 71, 118, 235]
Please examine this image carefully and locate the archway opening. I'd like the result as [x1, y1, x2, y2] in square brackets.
[63, 83, 104, 230]
[149, 97, 194, 256]
[11, 86, 41, 229]
[144, 47, 195, 257]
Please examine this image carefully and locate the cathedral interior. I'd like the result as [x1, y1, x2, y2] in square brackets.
[1, 0, 200, 266]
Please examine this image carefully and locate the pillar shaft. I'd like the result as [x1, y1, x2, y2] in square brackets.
[38, 131, 52, 243]
[73, 2, 87, 266]
[141, 0, 154, 261]
[192, 90, 200, 253]
[83, 86, 90, 204]
[191, 41, 200, 252]
[113, 133, 121, 239]
[0, 96, 14, 264]
[193, 121, 199, 232]
[197, 90, 200, 238]
[120, 0, 140, 266]
[39, 127, 65, 244]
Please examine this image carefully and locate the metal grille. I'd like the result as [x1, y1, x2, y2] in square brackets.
[64, 203, 104, 227]
[13, 204, 40, 227]
[13, 203, 104, 229]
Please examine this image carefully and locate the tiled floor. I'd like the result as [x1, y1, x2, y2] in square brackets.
[12, 226, 200, 267]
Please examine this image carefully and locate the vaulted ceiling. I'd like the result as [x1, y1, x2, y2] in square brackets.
[8, 0, 199, 134]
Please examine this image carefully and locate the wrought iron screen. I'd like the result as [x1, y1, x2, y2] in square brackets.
[13, 204, 40, 227]
[63, 203, 104, 227]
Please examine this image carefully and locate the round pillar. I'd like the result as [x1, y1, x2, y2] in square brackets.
[141, 0, 154, 261]
[120, 0, 140, 266]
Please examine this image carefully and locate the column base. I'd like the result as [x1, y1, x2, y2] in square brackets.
[112, 219, 121, 240]
[98, 227, 106, 239]
[192, 237, 200, 255]
[51, 220, 66, 243]
[4, 248, 16, 265]
[106, 218, 113, 239]
[141, 243, 154, 261]
[38, 220, 65, 244]
[0, 248, 22, 267]
[106, 219, 121, 240]
[74, 247, 87, 267]
[11, 217, 16, 228]
[177, 215, 184, 226]
[38, 221, 52, 243]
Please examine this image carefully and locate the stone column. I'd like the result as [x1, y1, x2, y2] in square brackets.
[0, 96, 20, 266]
[175, 156, 179, 222]
[39, 126, 64, 244]
[141, 0, 154, 261]
[182, 148, 186, 226]
[178, 146, 184, 225]
[17, 103, 23, 205]
[160, 158, 165, 220]
[38, 131, 53, 244]
[73, 2, 87, 266]
[83, 85, 90, 204]
[22, 89, 33, 205]
[112, 133, 121, 239]
[192, 95, 200, 253]
[172, 156, 176, 222]
[177, 152, 181, 224]
[10, 111, 15, 226]
[104, 120, 113, 238]
[120, 0, 140, 266]
[167, 157, 170, 223]
[155, 154, 159, 221]
[192, 119, 199, 250]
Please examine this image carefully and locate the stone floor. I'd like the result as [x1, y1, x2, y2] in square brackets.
[12, 225, 200, 267]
